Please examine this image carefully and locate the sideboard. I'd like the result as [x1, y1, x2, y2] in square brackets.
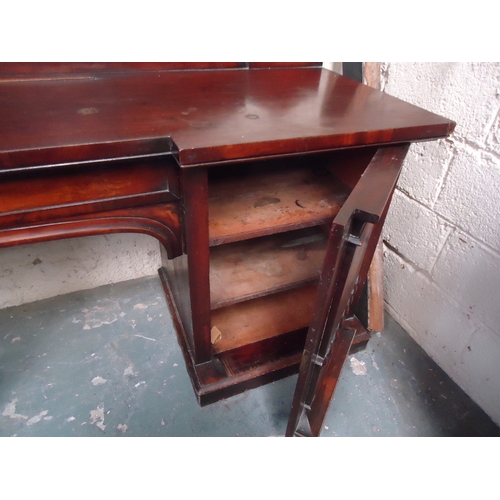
[0, 63, 455, 435]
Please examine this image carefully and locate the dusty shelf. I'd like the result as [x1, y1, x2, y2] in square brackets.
[209, 226, 328, 309]
[208, 161, 350, 246]
[210, 283, 318, 354]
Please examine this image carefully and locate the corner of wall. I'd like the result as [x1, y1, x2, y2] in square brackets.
[381, 62, 500, 425]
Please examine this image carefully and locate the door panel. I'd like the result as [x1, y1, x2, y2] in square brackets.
[286, 144, 410, 437]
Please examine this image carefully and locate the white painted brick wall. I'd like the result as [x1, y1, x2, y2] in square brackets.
[432, 230, 500, 332]
[434, 145, 500, 249]
[383, 250, 476, 372]
[384, 189, 452, 272]
[382, 62, 500, 425]
[0, 234, 161, 309]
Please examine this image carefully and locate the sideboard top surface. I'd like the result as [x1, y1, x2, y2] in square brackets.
[0, 66, 455, 169]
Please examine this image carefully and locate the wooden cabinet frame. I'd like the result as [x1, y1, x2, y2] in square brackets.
[0, 63, 455, 435]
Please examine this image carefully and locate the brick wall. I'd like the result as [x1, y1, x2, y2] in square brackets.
[381, 63, 500, 425]
[0, 235, 161, 309]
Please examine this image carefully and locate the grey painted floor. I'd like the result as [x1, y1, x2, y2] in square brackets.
[1, 275, 499, 437]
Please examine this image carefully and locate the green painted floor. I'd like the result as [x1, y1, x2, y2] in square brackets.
[1, 275, 499, 437]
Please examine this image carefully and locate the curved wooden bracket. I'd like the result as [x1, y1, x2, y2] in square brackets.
[0, 203, 182, 260]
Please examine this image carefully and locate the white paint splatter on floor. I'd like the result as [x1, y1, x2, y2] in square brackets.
[350, 357, 367, 376]
[91, 376, 107, 386]
[27, 410, 49, 426]
[124, 365, 137, 377]
[81, 301, 120, 330]
[90, 403, 106, 431]
[2, 398, 28, 420]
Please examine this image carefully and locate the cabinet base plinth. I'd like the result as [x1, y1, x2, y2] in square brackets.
[159, 267, 370, 406]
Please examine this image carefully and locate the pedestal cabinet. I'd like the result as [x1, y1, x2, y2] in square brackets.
[0, 63, 455, 436]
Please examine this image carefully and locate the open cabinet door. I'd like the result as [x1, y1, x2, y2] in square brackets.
[286, 144, 410, 437]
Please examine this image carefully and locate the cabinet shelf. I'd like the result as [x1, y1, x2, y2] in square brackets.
[210, 283, 318, 354]
[209, 226, 328, 310]
[208, 161, 351, 246]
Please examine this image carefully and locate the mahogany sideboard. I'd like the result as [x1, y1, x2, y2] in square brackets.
[0, 63, 455, 436]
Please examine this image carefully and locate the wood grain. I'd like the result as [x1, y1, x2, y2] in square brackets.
[0, 157, 175, 227]
[208, 163, 350, 245]
[0, 67, 455, 170]
[209, 227, 327, 309]
[364, 62, 386, 332]
[210, 283, 318, 353]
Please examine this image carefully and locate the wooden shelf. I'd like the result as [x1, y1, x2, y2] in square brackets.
[209, 227, 327, 309]
[210, 283, 318, 354]
[208, 162, 350, 246]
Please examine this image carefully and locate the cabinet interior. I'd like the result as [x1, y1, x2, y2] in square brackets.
[207, 148, 377, 354]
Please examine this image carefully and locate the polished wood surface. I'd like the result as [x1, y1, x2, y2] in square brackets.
[286, 145, 409, 437]
[0, 66, 454, 170]
[0, 62, 319, 79]
[0, 62, 247, 79]
[0, 152, 182, 256]
[0, 64, 456, 433]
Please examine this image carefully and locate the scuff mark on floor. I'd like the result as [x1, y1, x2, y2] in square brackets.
[350, 357, 367, 376]
[124, 365, 137, 377]
[2, 398, 28, 420]
[83, 317, 118, 330]
[27, 410, 49, 426]
[134, 334, 156, 342]
[133, 303, 148, 310]
[90, 403, 106, 431]
[11, 337, 21, 343]
[81, 301, 120, 330]
[117, 423, 128, 433]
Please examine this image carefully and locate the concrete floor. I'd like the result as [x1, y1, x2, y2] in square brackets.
[1, 275, 499, 437]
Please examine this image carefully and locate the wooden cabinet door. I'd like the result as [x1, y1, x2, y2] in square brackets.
[286, 144, 410, 437]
